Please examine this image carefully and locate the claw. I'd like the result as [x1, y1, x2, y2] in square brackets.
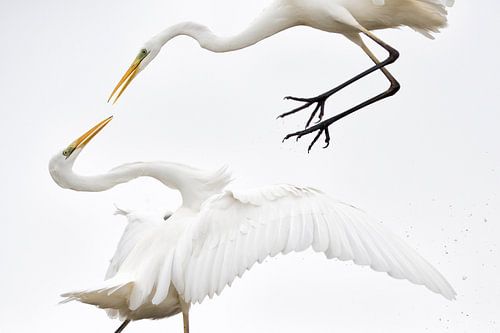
[283, 121, 334, 152]
[280, 93, 336, 151]
[278, 102, 313, 119]
[284, 96, 310, 102]
[317, 102, 325, 123]
[282, 133, 295, 142]
[307, 129, 324, 153]
[282, 129, 304, 143]
[322, 128, 331, 149]
[279, 93, 330, 127]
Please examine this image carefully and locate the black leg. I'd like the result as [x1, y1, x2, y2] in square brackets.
[283, 78, 400, 152]
[114, 320, 131, 333]
[279, 30, 400, 151]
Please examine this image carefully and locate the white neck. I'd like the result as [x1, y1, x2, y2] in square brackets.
[50, 157, 231, 210]
[152, 3, 298, 52]
[54, 162, 151, 192]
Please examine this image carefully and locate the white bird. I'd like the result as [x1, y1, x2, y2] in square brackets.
[108, 0, 455, 151]
[49, 117, 456, 333]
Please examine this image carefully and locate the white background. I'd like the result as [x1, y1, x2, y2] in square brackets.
[0, 0, 498, 332]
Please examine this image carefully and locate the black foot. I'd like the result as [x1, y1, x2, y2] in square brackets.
[283, 122, 331, 153]
[277, 95, 329, 128]
[282, 80, 401, 152]
[278, 31, 401, 152]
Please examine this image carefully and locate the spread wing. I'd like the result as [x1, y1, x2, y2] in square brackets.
[173, 185, 456, 304]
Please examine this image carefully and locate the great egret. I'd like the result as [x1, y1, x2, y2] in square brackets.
[108, 0, 454, 150]
[49, 117, 455, 332]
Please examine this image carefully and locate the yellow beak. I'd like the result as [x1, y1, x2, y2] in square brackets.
[108, 57, 142, 104]
[64, 116, 113, 158]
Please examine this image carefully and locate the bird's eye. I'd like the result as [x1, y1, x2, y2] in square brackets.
[62, 146, 75, 158]
[163, 214, 171, 221]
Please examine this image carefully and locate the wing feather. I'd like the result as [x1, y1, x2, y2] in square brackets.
[172, 185, 456, 304]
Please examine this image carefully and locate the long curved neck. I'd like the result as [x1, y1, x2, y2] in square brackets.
[58, 162, 152, 192]
[154, 2, 298, 52]
[51, 159, 231, 210]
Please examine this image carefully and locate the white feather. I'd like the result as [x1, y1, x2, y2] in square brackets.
[174, 185, 456, 303]
[60, 180, 456, 321]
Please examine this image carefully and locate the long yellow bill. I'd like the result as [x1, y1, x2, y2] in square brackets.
[108, 50, 148, 104]
[63, 116, 113, 158]
[107, 60, 140, 104]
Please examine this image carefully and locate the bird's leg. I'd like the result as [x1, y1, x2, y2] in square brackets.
[183, 310, 190, 333]
[353, 33, 400, 93]
[180, 299, 190, 333]
[282, 30, 400, 151]
[279, 29, 399, 122]
[114, 320, 131, 333]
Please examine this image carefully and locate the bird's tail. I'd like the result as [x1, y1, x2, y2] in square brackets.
[61, 277, 135, 318]
[412, 0, 455, 38]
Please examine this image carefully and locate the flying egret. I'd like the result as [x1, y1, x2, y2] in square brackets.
[49, 117, 456, 332]
[108, 0, 454, 150]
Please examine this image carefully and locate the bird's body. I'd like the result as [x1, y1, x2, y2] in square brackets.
[50, 118, 456, 332]
[109, 0, 454, 151]
[235, 0, 451, 37]
[146, 0, 448, 51]
[100, 207, 190, 321]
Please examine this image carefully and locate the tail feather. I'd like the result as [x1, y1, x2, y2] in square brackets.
[411, 0, 454, 38]
[61, 279, 134, 312]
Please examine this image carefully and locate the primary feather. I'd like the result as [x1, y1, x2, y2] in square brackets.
[62, 183, 456, 320]
[175, 185, 456, 303]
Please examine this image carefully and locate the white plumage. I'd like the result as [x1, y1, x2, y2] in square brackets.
[108, 0, 455, 150]
[179, 185, 456, 303]
[50, 117, 456, 333]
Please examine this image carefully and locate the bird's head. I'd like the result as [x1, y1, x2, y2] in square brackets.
[49, 116, 113, 188]
[108, 42, 161, 104]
